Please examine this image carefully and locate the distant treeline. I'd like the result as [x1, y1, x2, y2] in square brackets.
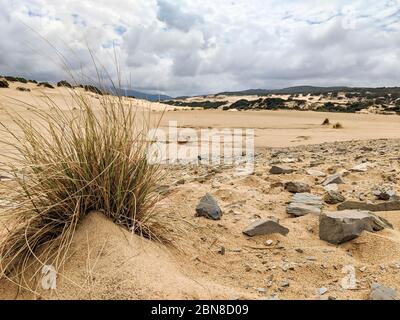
[163, 100, 228, 109]
[0, 75, 106, 95]
[216, 86, 400, 97]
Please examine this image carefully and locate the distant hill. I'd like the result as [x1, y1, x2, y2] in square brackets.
[216, 86, 352, 96]
[214, 86, 400, 97]
[116, 88, 172, 101]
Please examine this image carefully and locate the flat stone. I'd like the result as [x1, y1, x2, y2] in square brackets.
[324, 184, 338, 192]
[269, 165, 295, 175]
[350, 163, 371, 172]
[306, 169, 326, 177]
[291, 193, 323, 206]
[369, 283, 398, 300]
[372, 187, 396, 201]
[319, 210, 393, 244]
[337, 200, 400, 212]
[265, 240, 274, 246]
[287, 203, 322, 216]
[324, 191, 346, 204]
[285, 181, 311, 193]
[287, 193, 323, 216]
[322, 174, 344, 186]
[318, 287, 328, 295]
[195, 193, 222, 220]
[243, 218, 289, 237]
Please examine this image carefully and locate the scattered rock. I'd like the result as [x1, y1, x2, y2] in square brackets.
[318, 287, 328, 295]
[265, 240, 274, 246]
[319, 210, 393, 244]
[350, 163, 371, 172]
[369, 283, 398, 300]
[305, 256, 317, 261]
[269, 165, 294, 175]
[324, 183, 339, 192]
[243, 217, 289, 237]
[324, 191, 346, 204]
[306, 169, 326, 177]
[337, 200, 400, 212]
[281, 157, 298, 163]
[280, 281, 290, 288]
[287, 203, 321, 216]
[284, 181, 311, 193]
[322, 174, 344, 186]
[286, 193, 323, 216]
[195, 194, 222, 220]
[270, 181, 284, 188]
[372, 186, 396, 201]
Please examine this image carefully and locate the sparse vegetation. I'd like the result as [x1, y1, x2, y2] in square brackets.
[333, 122, 343, 129]
[0, 87, 164, 285]
[0, 79, 9, 88]
[84, 84, 104, 95]
[322, 118, 330, 125]
[38, 82, 55, 89]
[4, 76, 28, 84]
[57, 80, 73, 88]
[16, 87, 31, 92]
[163, 100, 228, 109]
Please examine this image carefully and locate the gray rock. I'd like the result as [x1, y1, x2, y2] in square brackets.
[287, 193, 323, 217]
[318, 287, 328, 295]
[337, 200, 400, 212]
[372, 187, 396, 201]
[369, 283, 398, 300]
[287, 203, 321, 216]
[269, 165, 294, 175]
[324, 184, 338, 192]
[324, 191, 346, 204]
[291, 193, 323, 206]
[285, 181, 311, 193]
[350, 163, 370, 172]
[319, 210, 393, 244]
[243, 217, 289, 237]
[306, 169, 326, 177]
[195, 194, 222, 220]
[322, 174, 344, 186]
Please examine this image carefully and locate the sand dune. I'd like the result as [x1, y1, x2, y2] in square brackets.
[1, 85, 400, 300]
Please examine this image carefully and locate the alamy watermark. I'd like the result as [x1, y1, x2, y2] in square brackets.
[147, 121, 255, 176]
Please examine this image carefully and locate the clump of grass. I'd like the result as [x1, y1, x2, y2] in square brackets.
[0, 87, 164, 286]
[333, 122, 343, 129]
[322, 118, 330, 125]
[0, 79, 9, 88]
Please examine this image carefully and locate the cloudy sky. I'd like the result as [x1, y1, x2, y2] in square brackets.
[1, 0, 400, 96]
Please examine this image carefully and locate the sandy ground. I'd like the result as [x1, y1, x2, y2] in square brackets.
[1, 84, 400, 300]
[161, 109, 400, 148]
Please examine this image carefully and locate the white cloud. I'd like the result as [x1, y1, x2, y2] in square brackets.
[0, 0, 399, 96]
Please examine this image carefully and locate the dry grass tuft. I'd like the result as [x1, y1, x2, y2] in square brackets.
[332, 122, 343, 129]
[0, 86, 165, 288]
[322, 118, 330, 125]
